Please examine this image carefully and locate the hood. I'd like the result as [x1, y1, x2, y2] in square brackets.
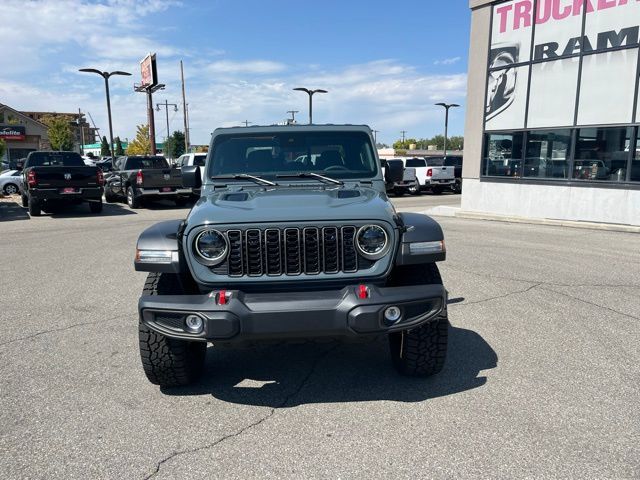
[185, 186, 397, 227]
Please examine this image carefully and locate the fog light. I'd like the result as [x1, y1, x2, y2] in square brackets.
[185, 315, 204, 333]
[383, 306, 402, 325]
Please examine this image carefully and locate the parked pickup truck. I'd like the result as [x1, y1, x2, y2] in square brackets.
[404, 157, 455, 194]
[20, 151, 104, 217]
[104, 155, 191, 208]
[383, 159, 419, 196]
[134, 124, 449, 387]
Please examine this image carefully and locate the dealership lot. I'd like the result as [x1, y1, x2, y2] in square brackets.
[0, 196, 638, 479]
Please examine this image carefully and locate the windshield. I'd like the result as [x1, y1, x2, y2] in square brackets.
[125, 157, 169, 170]
[26, 152, 84, 167]
[209, 131, 377, 180]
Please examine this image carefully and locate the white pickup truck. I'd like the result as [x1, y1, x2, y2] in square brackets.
[404, 157, 455, 194]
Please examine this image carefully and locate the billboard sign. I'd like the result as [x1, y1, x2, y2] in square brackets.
[140, 53, 158, 88]
[0, 125, 26, 141]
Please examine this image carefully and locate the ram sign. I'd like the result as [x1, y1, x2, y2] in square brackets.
[486, 0, 640, 130]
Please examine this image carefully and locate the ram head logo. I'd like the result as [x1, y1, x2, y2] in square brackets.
[64, 173, 72, 180]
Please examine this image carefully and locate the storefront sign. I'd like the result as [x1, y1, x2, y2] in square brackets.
[486, 0, 640, 130]
[0, 125, 26, 141]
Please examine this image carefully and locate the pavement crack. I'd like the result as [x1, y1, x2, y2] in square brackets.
[455, 283, 542, 306]
[539, 286, 640, 321]
[142, 343, 339, 480]
[0, 314, 131, 347]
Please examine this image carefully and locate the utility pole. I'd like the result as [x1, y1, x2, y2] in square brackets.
[287, 110, 299, 124]
[180, 60, 189, 153]
[372, 130, 379, 144]
[242, 120, 252, 127]
[156, 100, 178, 157]
[78, 108, 86, 155]
[401, 130, 407, 143]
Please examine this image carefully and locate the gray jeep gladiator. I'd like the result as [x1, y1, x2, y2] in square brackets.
[134, 125, 448, 387]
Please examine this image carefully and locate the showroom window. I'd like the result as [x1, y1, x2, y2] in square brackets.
[632, 129, 640, 182]
[524, 130, 571, 179]
[573, 127, 632, 182]
[483, 132, 524, 177]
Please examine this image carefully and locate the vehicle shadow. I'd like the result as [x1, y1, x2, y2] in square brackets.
[142, 199, 196, 210]
[162, 326, 497, 406]
[0, 200, 29, 222]
[48, 202, 137, 218]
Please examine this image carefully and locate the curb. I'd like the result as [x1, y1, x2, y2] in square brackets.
[423, 207, 640, 234]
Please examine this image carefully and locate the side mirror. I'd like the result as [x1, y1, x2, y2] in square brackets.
[182, 165, 202, 189]
[384, 161, 403, 184]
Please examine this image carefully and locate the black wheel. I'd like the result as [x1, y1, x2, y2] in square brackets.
[453, 179, 462, 194]
[139, 273, 206, 387]
[3, 183, 19, 195]
[387, 263, 448, 377]
[175, 196, 188, 207]
[393, 187, 405, 197]
[89, 199, 103, 213]
[104, 188, 118, 203]
[127, 186, 141, 209]
[21, 194, 28, 207]
[410, 187, 422, 196]
[28, 196, 41, 217]
[431, 186, 444, 195]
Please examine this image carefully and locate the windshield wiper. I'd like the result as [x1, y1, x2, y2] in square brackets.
[212, 174, 278, 186]
[276, 172, 343, 185]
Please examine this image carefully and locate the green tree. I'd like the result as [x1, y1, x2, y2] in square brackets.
[41, 115, 75, 151]
[163, 131, 186, 159]
[392, 138, 417, 150]
[100, 136, 110, 156]
[126, 125, 152, 155]
[448, 136, 464, 151]
[115, 137, 125, 156]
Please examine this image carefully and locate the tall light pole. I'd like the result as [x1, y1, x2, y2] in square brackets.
[79, 68, 131, 159]
[287, 110, 299, 124]
[293, 87, 327, 124]
[156, 100, 178, 158]
[435, 102, 460, 157]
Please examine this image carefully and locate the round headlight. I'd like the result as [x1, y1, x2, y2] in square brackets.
[356, 225, 389, 259]
[194, 229, 228, 265]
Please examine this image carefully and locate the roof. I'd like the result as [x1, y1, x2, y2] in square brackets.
[0, 103, 49, 129]
[213, 124, 373, 136]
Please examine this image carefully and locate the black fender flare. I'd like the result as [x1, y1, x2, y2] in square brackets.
[135, 220, 184, 273]
[394, 212, 446, 265]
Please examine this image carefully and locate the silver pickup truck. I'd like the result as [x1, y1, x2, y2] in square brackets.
[404, 157, 455, 194]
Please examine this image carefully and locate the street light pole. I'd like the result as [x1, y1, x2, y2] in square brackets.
[435, 102, 460, 157]
[79, 68, 131, 159]
[293, 88, 328, 124]
[156, 100, 178, 156]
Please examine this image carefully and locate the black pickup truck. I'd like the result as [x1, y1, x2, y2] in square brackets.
[20, 151, 104, 217]
[104, 155, 190, 208]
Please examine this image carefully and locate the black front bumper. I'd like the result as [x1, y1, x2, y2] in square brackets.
[139, 284, 446, 342]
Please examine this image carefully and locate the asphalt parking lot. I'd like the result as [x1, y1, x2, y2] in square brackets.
[1, 194, 638, 479]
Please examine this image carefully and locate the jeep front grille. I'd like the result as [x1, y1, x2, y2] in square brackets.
[212, 226, 360, 277]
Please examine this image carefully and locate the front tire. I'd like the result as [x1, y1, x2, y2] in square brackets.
[387, 263, 448, 377]
[138, 273, 206, 387]
[3, 183, 19, 195]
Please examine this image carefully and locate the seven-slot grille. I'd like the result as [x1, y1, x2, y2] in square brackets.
[211, 226, 361, 277]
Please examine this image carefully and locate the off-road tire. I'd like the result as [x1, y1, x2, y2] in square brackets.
[89, 199, 103, 213]
[387, 263, 448, 377]
[127, 186, 141, 209]
[139, 272, 206, 387]
[453, 179, 462, 194]
[21, 194, 28, 207]
[28, 196, 41, 217]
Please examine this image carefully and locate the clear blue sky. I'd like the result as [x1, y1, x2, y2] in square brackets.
[0, 0, 471, 145]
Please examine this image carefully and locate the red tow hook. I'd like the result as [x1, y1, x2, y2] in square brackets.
[216, 290, 228, 305]
[357, 284, 370, 299]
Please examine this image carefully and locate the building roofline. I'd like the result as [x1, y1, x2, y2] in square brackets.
[0, 103, 49, 129]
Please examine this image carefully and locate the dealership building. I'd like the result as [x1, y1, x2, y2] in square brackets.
[463, 0, 640, 226]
